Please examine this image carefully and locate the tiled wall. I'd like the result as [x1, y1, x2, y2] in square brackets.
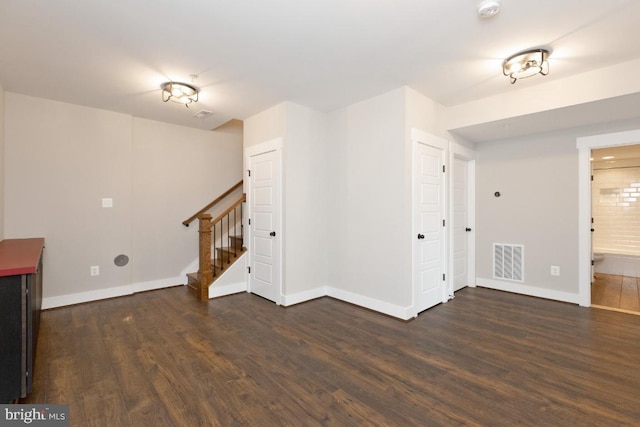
[592, 167, 640, 256]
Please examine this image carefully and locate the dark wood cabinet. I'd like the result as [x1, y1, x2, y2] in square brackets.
[0, 238, 44, 403]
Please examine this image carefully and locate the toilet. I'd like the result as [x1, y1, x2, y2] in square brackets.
[592, 253, 604, 281]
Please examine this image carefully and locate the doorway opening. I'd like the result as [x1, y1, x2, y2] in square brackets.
[590, 145, 640, 315]
[577, 129, 640, 309]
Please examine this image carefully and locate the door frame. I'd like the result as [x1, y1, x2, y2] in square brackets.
[448, 142, 476, 297]
[577, 129, 640, 307]
[245, 138, 284, 305]
[411, 128, 449, 317]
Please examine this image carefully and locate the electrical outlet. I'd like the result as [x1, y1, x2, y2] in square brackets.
[550, 265, 560, 276]
[90, 265, 100, 276]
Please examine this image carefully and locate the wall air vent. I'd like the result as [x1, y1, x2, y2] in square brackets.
[494, 243, 524, 282]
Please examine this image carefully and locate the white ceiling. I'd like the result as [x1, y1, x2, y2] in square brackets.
[1, 0, 640, 137]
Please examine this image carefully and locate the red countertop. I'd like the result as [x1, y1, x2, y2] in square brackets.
[0, 238, 45, 277]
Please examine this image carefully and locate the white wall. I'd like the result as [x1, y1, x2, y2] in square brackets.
[132, 118, 243, 285]
[5, 93, 134, 299]
[243, 103, 286, 149]
[0, 82, 4, 240]
[591, 166, 640, 256]
[475, 131, 580, 299]
[4, 93, 242, 304]
[283, 103, 330, 295]
[329, 88, 410, 307]
[405, 86, 447, 140]
[244, 102, 331, 300]
[244, 89, 447, 316]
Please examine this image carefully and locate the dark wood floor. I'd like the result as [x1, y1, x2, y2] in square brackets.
[23, 286, 640, 426]
[592, 273, 640, 314]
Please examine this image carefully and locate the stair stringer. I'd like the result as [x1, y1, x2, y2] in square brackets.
[179, 225, 242, 280]
[208, 251, 248, 299]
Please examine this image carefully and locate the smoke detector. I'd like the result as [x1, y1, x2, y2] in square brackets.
[478, 0, 501, 18]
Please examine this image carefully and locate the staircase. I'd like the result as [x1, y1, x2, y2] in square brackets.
[183, 181, 247, 301]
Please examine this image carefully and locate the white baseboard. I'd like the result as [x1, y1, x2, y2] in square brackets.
[133, 276, 184, 293]
[209, 281, 247, 298]
[42, 277, 184, 309]
[327, 287, 413, 320]
[476, 277, 580, 304]
[275, 285, 412, 320]
[42, 285, 134, 309]
[281, 286, 328, 306]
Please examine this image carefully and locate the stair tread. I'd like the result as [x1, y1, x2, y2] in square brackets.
[216, 246, 246, 253]
[187, 247, 247, 287]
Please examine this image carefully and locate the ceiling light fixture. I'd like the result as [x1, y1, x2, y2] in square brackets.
[161, 82, 199, 107]
[502, 48, 549, 84]
[477, 0, 501, 18]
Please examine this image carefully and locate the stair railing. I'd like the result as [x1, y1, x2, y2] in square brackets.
[183, 181, 246, 301]
[209, 195, 245, 277]
[182, 180, 243, 227]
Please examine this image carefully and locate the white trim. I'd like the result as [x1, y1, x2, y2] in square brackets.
[281, 286, 414, 320]
[450, 141, 476, 159]
[42, 276, 185, 309]
[245, 137, 283, 157]
[412, 128, 448, 150]
[327, 287, 414, 320]
[449, 141, 477, 294]
[411, 128, 450, 317]
[282, 286, 328, 306]
[576, 129, 640, 307]
[467, 158, 476, 288]
[42, 280, 418, 321]
[42, 285, 134, 309]
[209, 281, 247, 298]
[208, 252, 249, 298]
[133, 276, 184, 293]
[476, 278, 579, 304]
[245, 137, 284, 305]
[577, 130, 640, 149]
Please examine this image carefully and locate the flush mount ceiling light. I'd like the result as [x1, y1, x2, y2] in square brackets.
[502, 48, 549, 84]
[477, 0, 501, 18]
[161, 82, 199, 107]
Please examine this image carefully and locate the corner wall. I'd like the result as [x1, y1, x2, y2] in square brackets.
[244, 102, 331, 302]
[244, 88, 449, 318]
[132, 118, 243, 286]
[4, 93, 242, 305]
[283, 103, 330, 297]
[329, 88, 410, 309]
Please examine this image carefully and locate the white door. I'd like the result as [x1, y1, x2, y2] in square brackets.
[452, 156, 470, 292]
[414, 137, 447, 314]
[247, 142, 281, 304]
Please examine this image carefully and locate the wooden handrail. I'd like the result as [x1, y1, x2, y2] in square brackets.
[210, 194, 246, 226]
[183, 180, 243, 227]
[193, 193, 246, 301]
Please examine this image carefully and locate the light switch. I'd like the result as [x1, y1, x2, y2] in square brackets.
[102, 198, 113, 208]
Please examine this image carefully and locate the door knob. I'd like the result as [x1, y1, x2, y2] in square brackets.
[465, 227, 472, 232]
[417, 234, 425, 239]
[270, 231, 276, 236]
